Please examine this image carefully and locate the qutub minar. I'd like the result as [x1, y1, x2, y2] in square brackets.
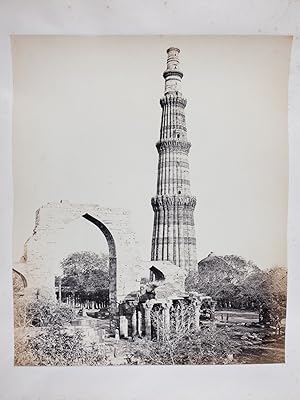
[151, 47, 197, 271]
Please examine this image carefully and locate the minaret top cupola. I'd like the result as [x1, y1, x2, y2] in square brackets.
[163, 47, 184, 95]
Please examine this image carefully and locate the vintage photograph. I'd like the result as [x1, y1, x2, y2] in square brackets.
[12, 35, 291, 366]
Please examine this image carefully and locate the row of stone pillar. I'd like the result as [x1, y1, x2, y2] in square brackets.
[137, 299, 214, 340]
[120, 298, 216, 340]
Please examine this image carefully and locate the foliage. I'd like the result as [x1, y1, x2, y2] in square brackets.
[14, 330, 37, 366]
[26, 325, 107, 366]
[15, 325, 107, 366]
[186, 252, 287, 324]
[14, 296, 27, 328]
[186, 253, 260, 304]
[235, 266, 287, 322]
[257, 266, 287, 322]
[126, 302, 240, 365]
[127, 324, 240, 365]
[14, 297, 107, 366]
[58, 251, 109, 301]
[25, 298, 76, 327]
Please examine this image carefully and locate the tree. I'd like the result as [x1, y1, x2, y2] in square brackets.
[186, 252, 287, 324]
[260, 266, 287, 322]
[59, 251, 109, 305]
[186, 252, 260, 308]
[236, 266, 287, 323]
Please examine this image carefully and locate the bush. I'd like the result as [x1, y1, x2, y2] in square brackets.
[27, 325, 107, 366]
[14, 297, 108, 366]
[25, 298, 76, 327]
[14, 330, 36, 366]
[127, 324, 240, 365]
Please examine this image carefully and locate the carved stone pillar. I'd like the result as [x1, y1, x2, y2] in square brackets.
[194, 301, 201, 331]
[211, 300, 216, 321]
[163, 301, 172, 334]
[119, 316, 128, 338]
[174, 304, 181, 332]
[143, 300, 155, 339]
[131, 309, 137, 336]
[57, 276, 62, 305]
[156, 310, 161, 341]
[137, 311, 142, 337]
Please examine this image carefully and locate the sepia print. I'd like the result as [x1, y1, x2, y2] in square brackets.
[12, 36, 290, 366]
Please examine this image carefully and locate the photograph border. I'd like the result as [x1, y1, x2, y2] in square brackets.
[0, 1, 300, 399]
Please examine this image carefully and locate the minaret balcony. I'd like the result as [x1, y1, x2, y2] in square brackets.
[151, 194, 197, 211]
[160, 95, 187, 107]
[156, 139, 191, 154]
[163, 69, 183, 79]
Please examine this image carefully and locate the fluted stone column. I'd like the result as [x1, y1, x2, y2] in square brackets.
[151, 47, 197, 271]
[131, 309, 137, 336]
[194, 301, 201, 331]
[143, 300, 155, 339]
[137, 311, 142, 337]
[57, 276, 62, 305]
[163, 301, 171, 333]
[211, 301, 217, 321]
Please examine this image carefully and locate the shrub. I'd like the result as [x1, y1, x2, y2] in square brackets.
[27, 325, 107, 366]
[25, 298, 76, 327]
[14, 330, 36, 366]
[127, 324, 240, 365]
[14, 298, 108, 366]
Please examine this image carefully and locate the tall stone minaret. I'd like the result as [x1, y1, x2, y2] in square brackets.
[151, 47, 197, 271]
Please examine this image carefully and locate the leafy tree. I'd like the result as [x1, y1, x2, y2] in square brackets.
[260, 266, 287, 322]
[236, 266, 287, 323]
[186, 252, 260, 308]
[186, 252, 287, 324]
[58, 251, 109, 303]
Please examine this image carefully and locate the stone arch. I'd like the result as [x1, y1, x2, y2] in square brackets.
[13, 268, 27, 296]
[17, 202, 143, 324]
[82, 213, 117, 321]
[150, 266, 165, 282]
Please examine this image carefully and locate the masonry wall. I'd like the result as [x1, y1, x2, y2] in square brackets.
[14, 201, 143, 302]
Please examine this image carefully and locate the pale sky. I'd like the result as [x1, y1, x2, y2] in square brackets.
[12, 35, 291, 269]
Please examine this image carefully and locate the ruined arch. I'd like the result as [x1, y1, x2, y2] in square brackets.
[82, 213, 117, 319]
[150, 266, 165, 282]
[13, 268, 27, 296]
[16, 202, 143, 321]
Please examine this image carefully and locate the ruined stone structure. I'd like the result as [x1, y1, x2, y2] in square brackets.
[121, 261, 215, 340]
[151, 47, 197, 271]
[14, 201, 143, 325]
